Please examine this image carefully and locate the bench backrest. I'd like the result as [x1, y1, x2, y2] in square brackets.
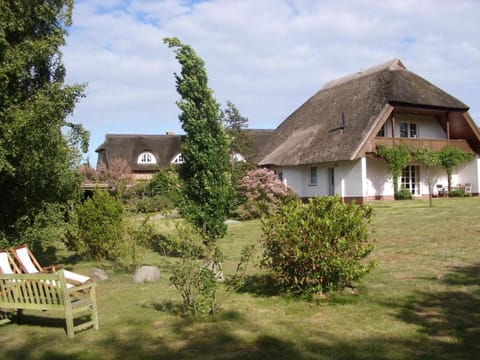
[0, 271, 69, 311]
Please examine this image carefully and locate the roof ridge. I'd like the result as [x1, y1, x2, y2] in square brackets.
[322, 58, 406, 91]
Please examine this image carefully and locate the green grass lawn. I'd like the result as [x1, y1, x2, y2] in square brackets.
[1, 198, 479, 359]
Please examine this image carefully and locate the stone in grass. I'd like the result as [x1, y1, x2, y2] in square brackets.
[133, 266, 161, 283]
[91, 268, 108, 282]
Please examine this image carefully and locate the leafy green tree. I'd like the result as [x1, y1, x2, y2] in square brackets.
[376, 144, 411, 199]
[220, 101, 255, 208]
[221, 101, 254, 163]
[164, 37, 235, 251]
[412, 147, 440, 207]
[0, 0, 87, 243]
[438, 146, 473, 192]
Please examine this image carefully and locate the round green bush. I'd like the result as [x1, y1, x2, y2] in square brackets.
[261, 196, 376, 297]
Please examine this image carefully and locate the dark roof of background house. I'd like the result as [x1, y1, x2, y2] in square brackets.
[258, 59, 471, 166]
[96, 134, 184, 171]
[96, 129, 274, 171]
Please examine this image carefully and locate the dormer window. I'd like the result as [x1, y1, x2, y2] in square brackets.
[171, 153, 185, 164]
[137, 152, 156, 165]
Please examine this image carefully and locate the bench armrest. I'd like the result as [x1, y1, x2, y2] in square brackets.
[67, 281, 96, 294]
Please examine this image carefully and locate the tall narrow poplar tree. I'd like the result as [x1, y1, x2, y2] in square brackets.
[0, 1, 88, 242]
[164, 37, 234, 249]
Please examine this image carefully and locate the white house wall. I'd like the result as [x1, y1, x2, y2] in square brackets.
[365, 158, 392, 198]
[338, 159, 364, 197]
[275, 160, 367, 199]
[273, 155, 479, 201]
[382, 114, 447, 139]
[454, 156, 480, 194]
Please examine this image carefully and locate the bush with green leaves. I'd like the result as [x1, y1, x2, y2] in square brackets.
[447, 189, 465, 197]
[147, 166, 181, 206]
[70, 189, 124, 260]
[135, 195, 173, 213]
[117, 217, 155, 273]
[68, 189, 153, 271]
[395, 189, 412, 200]
[168, 221, 254, 318]
[0, 203, 73, 250]
[261, 196, 376, 297]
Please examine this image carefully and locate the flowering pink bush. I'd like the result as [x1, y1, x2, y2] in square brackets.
[239, 168, 295, 219]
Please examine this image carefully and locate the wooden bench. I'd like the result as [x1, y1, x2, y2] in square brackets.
[0, 270, 99, 338]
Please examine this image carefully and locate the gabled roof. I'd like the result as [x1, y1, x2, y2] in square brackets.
[96, 134, 184, 171]
[96, 129, 274, 172]
[259, 59, 471, 166]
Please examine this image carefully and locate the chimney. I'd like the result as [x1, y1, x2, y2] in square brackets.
[166, 131, 175, 136]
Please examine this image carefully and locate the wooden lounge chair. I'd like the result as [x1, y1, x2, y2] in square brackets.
[11, 245, 91, 286]
[0, 249, 20, 274]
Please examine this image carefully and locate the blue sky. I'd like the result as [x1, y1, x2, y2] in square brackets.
[62, 0, 480, 163]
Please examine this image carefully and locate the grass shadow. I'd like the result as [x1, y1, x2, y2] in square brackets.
[31, 244, 84, 268]
[391, 262, 480, 358]
[150, 299, 183, 316]
[237, 274, 283, 296]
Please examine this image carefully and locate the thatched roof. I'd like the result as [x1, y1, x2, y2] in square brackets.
[259, 59, 471, 166]
[96, 129, 274, 172]
[96, 134, 184, 172]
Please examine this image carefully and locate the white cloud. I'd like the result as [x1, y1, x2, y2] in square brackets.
[63, 0, 480, 162]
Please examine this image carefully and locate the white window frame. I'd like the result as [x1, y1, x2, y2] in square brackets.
[401, 165, 420, 195]
[231, 152, 246, 163]
[171, 153, 185, 164]
[400, 122, 418, 138]
[137, 152, 156, 165]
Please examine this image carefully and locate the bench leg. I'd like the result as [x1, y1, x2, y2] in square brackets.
[65, 309, 75, 339]
[16, 309, 23, 324]
[91, 287, 99, 331]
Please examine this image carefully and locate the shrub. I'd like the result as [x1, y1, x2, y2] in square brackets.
[69, 189, 125, 260]
[394, 189, 412, 200]
[68, 189, 154, 272]
[117, 217, 155, 273]
[169, 223, 219, 318]
[239, 168, 295, 219]
[448, 189, 465, 197]
[169, 222, 254, 318]
[147, 167, 181, 206]
[261, 196, 376, 297]
[135, 195, 173, 213]
[7, 203, 72, 250]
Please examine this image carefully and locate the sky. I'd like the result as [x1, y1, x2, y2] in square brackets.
[62, 0, 480, 164]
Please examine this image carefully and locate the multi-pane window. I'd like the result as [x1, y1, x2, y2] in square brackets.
[401, 166, 420, 195]
[137, 152, 156, 164]
[309, 166, 317, 186]
[400, 123, 417, 138]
